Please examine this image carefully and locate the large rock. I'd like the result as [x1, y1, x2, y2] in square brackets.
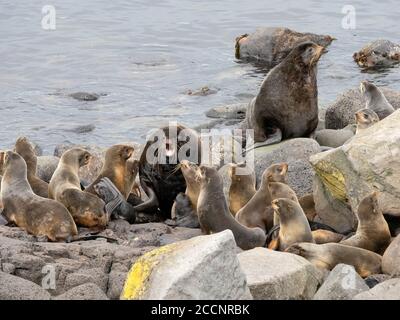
[237, 247, 323, 299]
[353, 278, 400, 300]
[253, 138, 321, 197]
[205, 103, 247, 119]
[382, 234, 400, 276]
[36, 156, 60, 183]
[120, 230, 252, 300]
[325, 87, 400, 130]
[0, 271, 51, 300]
[310, 110, 400, 221]
[313, 264, 369, 300]
[54, 283, 108, 300]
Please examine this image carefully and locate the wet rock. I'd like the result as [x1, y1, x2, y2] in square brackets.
[253, 138, 321, 197]
[0, 271, 51, 300]
[353, 40, 400, 69]
[313, 264, 369, 300]
[353, 278, 400, 300]
[54, 283, 108, 300]
[382, 234, 400, 276]
[364, 274, 391, 289]
[237, 247, 323, 300]
[36, 156, 60, 183]
[121, 230, 252, 300]
[205, 103, 247, 119]
[186, 86, 218, 96]
[69, 92, 100, 101]
[325, 87, 400, 130]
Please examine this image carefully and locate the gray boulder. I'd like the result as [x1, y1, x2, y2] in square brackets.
[238, 247, 323, 299]
[36, 156, 60, 183]
[353, 278, 400, 300]
[382, 234, 400, 276]
[54, 283, 108, 300]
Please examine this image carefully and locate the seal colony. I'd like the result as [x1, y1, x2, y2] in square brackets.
[0, 26, 399, 286]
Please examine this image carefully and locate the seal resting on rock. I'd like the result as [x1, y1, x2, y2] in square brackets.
[197, 165, 266, 250]
[241, 42, 326, 142]
[228, 162, 256, 216]
[14, 137, 49, 198]
[235, 27, 334, 67]
[353, 40, 400, 69]
[340, 192, 391, 254]
[1, 151, 77, 241]
[135, 124, 201, 219]
[286, 242, 382, 278]
[314, 124, 356, 148]
[360, 81, 395, 120]
[355, 108, 380, 134]
[49, 148, 108, 229]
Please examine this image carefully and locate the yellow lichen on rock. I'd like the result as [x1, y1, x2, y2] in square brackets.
[312, 160, 347, 202]
[120, 244, 177, 300]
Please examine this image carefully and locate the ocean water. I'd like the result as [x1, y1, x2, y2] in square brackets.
[0, 0, 399, 153]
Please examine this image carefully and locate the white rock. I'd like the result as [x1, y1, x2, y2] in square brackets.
[353, 278, 400, 300]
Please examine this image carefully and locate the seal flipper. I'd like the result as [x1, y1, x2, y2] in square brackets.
[94, 177, 136, 224]
[133, 179, 159, 213]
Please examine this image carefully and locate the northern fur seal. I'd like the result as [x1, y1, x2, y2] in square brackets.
[286, 242, 382, 277]
[228, 162, 256, 216]
[270, 198, 314, 251]
[136, 124, 201, 219]
[49, 148, 108, 229]
[355, 108, 380, 134]
[340, 192, 391, 254]
[197, 165, 266, 250]
[235, 27, 334, 67]
[314, 124, 356, 148]
[353, 40, 400, 69]
[241, 42, 326, 142]
[14, 137, 49, 198]
[360, 81, 395, 120]
[312, 229, 344, 244]
[235, 163, 288, 232]
[1, 151, 77, 241]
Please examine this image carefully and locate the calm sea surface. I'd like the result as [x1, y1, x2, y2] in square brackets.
[0, 0, 399, 153]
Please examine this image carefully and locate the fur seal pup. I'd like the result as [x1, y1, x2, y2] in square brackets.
[353, 40, 400, 69]
[270, 198, 314, 251]
[197, 165, 266, 250]
[49, 148, 108, 229]
[14, 137, 49, 198]
[340, 192, 391, 254]
[241, 42, 326, 142]
[286, 242, 382, 277]
[235, 163, 288, 232]
[355, 108, 380, 134]
[359, 81, 395, 120]
[135, 124, 201, 219]
[235, 27, 334, 67]
[314, 124, 356, 148]
[1, 151, 77, 241]
[228, 162, 256, 216]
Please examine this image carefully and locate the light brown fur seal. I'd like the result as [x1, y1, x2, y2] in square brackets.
[270, 198, 314, 251]
[49, 148, 108, 229]
[228, 162, 256, 216]
[1, 151, 77, 241]
[355, 108, 380, 134]
[14, 137, 49, 198]
[196, 165, 266, 250]
[235, 163, 288, 232]
[286, 242, 382, 278]
[340, 192, 391, 254]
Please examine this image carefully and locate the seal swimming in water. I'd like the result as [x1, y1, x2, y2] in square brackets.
[49, 148, 108, 229]
[228, 162, 256, 216]
[241, 42, 327, 142]
[135, 124, 201, 219]
[340, 192, 391, 254]
[14, 137, 49, 198]
[235, 27, 334, 67]
[360, 81, 395, 120]
[197, 165, 266, 250]
[235, 163, 288, 232]
[1, 151, 78, 241]
[353, 40, 400, 69]
[286, 242, 382, 278]
[355, 108, 380, 134]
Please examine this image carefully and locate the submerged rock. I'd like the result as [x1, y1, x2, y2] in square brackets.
[69, 92, 100, 101]
[205, 103, 247, 119]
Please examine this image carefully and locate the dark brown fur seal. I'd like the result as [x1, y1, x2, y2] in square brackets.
[135, 124, 201, 219]
[353, 40, 400, 69]
[1, 151, 77, 241]
[49, 148, 108, 229]
[359, 81, 395, 120]
[340, 192, 391, 254]
[235, 163, 288, 232]
[14, 137, 49, 198]
[355, 108, 380, 134]
[235, 27, 334, 67]
[286, 242, 382, 278]
[197, 165, 266, 250]
[241, 42, 326, 142]
[228, 162, 256, 216]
